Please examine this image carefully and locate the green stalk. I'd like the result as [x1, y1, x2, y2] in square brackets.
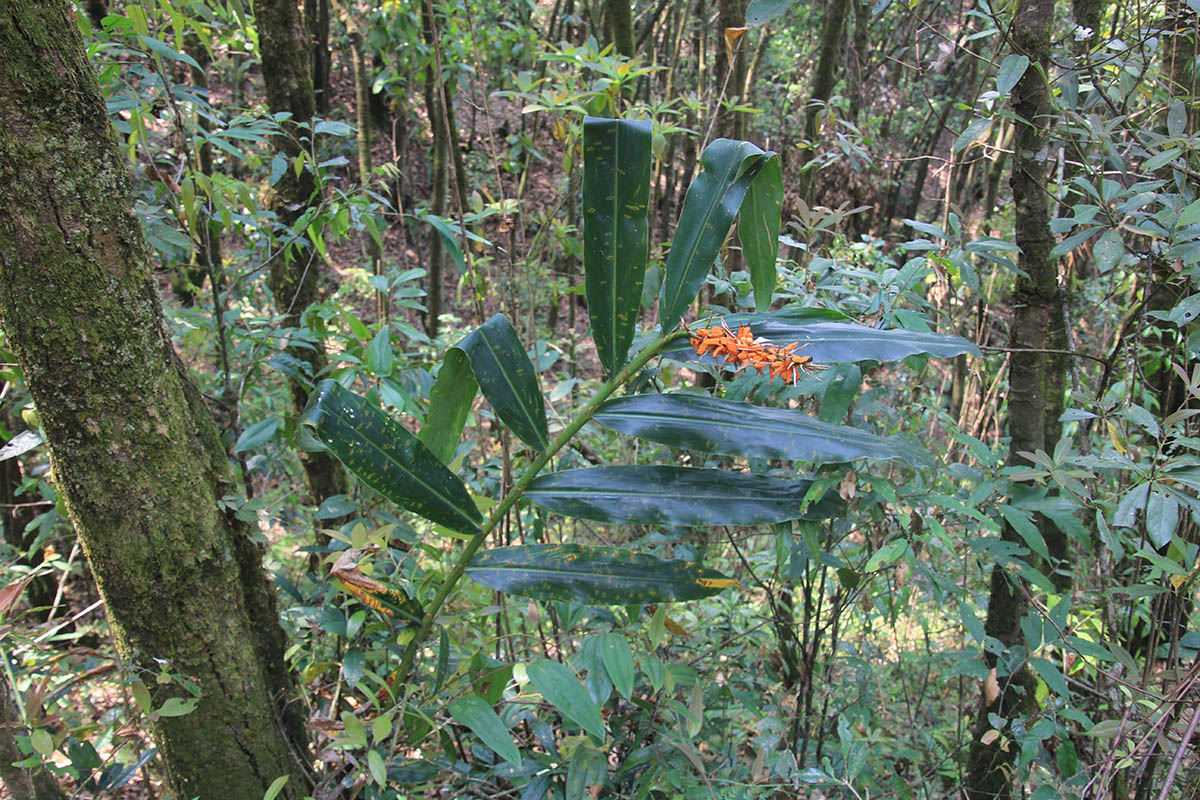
[392, 327, 688, 687]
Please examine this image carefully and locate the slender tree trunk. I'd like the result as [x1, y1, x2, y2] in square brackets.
[715, 0, 748, 140]
[256, 0, 349, 513]
[798, 0, 851, 201]
[0, 4, 310, 797]
[609, 0, 635, 56]
[422, 0, 448, 338]
[304, 0, 331, 113]
[965, 0, 1058, 795]
[847, 0, 870, 122]
[340, 2, 387, 320]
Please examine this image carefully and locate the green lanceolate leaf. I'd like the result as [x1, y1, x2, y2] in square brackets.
[739, 156, 783, 312]
[452, 314, 548, 451]
[595, 394, 932, 467]
[299, 380, 482, 535]
[599, 632, 635, 700]
[525, 659, 606, 741]
[524, 465, 842, 526]
[659, 140, 774, 332]
[448, 695, 521, 766]
[668, 314, 980, 364]
[466, 544, 737, 605]
[583, 117, 653, 376]
[418, 349, 477, 464]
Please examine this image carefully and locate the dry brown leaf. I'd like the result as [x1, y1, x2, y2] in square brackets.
[839, 471, 858, 501]
[0, 577, 31, 617]
[330, 547, 386, 593]
[984, 667, 1000, 706]
[664, 616, 691, 637]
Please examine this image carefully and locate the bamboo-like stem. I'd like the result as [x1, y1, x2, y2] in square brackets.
[392, 327, 689, 686]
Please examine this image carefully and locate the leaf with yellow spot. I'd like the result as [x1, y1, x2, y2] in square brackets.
[525, 465, 844, 526]
[466, 544, 736, 604]
[582, 118, 652, 376]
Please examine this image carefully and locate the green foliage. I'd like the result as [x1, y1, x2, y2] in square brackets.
[466, 544, 733, 604]
[659, 138, 776, 332]
[6, 0, 1200, 797]
[582, 117, 653, 375]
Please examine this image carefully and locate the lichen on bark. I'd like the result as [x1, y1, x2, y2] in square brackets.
[0, 2, 310, 797]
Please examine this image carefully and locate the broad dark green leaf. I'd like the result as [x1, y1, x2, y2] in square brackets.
[448, 695, 521, 766]
[452, 314, 548, 451]
[721, 307, 850, 325]
[299, 380, 482, 535]
[746, 0, 798, 24]
[669, 315, 979, 364]
[740, 156, 783, 312]
[583, 117, 653, 375]
[367, 326, 393, 377]
[387, 759, 438, 784]
[525, 466, 842, 526]
[996, 54, 1030, 96]
[526, 659, 606, 741]
[599, 633, 635, 700]
[466, 544, 736, 605]
[594, 394, 931, 467]
[659, 139, 772, 332]
[418, 349, 477, 464]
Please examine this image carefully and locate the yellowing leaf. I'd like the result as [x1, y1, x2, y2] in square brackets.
[664, 617, 691, 637]
[1107, 420, 1127, 454]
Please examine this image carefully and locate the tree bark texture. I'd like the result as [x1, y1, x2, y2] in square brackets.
[965, 0, 1059, 795]
[255, 0, 349, 510]
[608, 0, 635, 56]
[798, 0, 850, 201]
[0, 2, 310, 798]
[303, 0, 331, 113]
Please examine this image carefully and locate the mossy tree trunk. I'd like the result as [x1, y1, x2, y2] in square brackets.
[0, 2, 310, 798]
[965, 0, 1059, 795]
[255, 0, 349, 513]
[608, 0, 634, 56]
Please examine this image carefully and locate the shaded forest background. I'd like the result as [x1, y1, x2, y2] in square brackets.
[1, 0, 1200, 798]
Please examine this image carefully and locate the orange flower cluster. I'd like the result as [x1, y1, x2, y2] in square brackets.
[689, 320, 825, 384]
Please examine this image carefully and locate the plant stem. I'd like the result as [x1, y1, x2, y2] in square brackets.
[392, 327, 688, 687]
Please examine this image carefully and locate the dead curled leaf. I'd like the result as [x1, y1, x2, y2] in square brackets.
[984, 667, 1000, 706]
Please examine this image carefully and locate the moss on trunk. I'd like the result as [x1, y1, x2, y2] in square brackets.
[0, 2, 310, 797]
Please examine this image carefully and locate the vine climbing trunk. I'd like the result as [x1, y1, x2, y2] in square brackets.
[965, 0, 1060, 795]
[0, 3, 310, 797]
[255, 0, 349, 516]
